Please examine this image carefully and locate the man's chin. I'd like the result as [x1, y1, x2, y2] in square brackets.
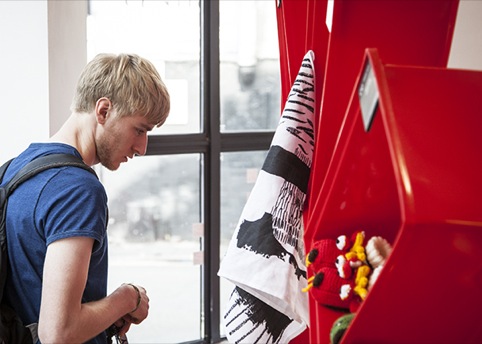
[101, 161, 121, 171]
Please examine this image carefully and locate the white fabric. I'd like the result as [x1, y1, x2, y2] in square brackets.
[218, 50, 316, 344]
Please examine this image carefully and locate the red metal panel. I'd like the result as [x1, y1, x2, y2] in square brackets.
[275, 1, 461, 343]
[307, 48, 482, 343]
[275, 0, 328, 121]
[305, 0, 459, 239]
[299, 3, 458, 342]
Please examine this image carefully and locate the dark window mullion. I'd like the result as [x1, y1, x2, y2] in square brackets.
[220, 131, 275, 152]
[201, 0, 221, 343]
[146, 134, 209, 155]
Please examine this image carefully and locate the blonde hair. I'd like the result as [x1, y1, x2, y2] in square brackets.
[71, 53, 170, 127]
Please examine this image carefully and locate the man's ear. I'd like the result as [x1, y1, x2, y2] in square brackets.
[95, 97, 112, 124]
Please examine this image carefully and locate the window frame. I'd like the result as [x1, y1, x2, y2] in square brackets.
[145, 1, 275, 342]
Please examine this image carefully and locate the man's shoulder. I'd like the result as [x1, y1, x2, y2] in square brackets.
[17, 142, 82, 160]
[44, 165, 105, 198]
[5, 143, 87, 181]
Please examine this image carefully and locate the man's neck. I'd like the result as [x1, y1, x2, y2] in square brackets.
[49, 112, 98, 166]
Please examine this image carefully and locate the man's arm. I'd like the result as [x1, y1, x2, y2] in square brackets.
[38, 236, 149, 343]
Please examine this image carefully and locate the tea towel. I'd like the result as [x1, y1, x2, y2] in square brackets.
[218, 50, 316, 343]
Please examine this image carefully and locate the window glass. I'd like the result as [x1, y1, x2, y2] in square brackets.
[88, 1, 281, 341]
[87, 0, 201, 134]
[219, 150, 269, 336]
[98, 154, 202, 343]
[219, 0, 281, 132]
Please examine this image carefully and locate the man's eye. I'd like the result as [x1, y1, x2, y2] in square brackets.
[136, 128, 145, 135]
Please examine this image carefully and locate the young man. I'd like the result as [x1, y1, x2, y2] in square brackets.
[2, 53, 170, 343]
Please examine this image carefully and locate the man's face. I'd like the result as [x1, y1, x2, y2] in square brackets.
[96, 113, 154, 171]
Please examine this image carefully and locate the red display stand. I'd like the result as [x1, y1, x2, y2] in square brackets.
[308, 48, 482, 343]
[305, 0, 459, 220]
[273, 1, 468, 343]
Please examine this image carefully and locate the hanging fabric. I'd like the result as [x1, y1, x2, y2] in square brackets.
[218, 50, 315, 343]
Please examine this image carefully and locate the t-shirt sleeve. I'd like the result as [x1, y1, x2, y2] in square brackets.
[35, 167, 108, 249]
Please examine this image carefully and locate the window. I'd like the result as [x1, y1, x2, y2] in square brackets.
[87, 1, 280, 342]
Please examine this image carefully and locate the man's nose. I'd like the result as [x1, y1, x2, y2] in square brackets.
[134, 133, 148, 156]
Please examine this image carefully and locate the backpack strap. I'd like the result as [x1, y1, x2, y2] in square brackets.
[2, 154, 97, 197]
[0, 159, 13, 185]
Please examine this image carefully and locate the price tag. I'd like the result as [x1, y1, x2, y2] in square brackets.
[358, 61, 379, 132]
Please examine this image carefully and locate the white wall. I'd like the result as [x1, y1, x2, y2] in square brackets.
[448, 1, 482, 70]
[48, 0, 88, 135]
[0, 0, 86, 164]
[0, 1, 49, 163]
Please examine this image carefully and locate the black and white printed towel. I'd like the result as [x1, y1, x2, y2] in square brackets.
[218, 50, 316, 343]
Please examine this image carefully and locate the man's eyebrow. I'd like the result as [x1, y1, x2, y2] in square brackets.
[140, 123, 155, 131]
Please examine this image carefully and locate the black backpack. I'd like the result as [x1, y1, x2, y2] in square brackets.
[0, 154, 97, 343]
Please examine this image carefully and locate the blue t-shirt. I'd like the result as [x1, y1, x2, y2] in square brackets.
[2, 143, 109, 344]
